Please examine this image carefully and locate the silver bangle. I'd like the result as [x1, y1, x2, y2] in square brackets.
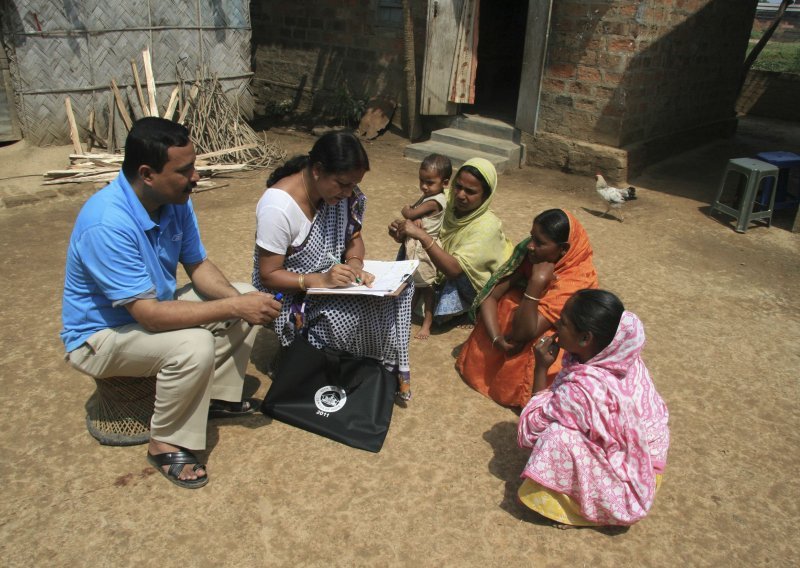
[523, 292, 541, 302]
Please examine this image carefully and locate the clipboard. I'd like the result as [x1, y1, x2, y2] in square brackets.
[305, 259, 419, 297]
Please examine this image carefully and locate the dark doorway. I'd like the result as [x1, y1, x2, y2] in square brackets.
[465, 0, 529, 122]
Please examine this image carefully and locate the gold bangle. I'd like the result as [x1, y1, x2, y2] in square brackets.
[345, 256, 363, 265]
[298, 273, 306, 291]
[422, 239, 435, 251]
[522, 292, 541, 302]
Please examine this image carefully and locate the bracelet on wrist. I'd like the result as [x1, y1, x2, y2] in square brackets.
[492, 335, 502, 347]
[345, 256, 363, 266]
[422, 239, 435, 251]
[298, 273, 306, 291]
[522, 292, 541, 302]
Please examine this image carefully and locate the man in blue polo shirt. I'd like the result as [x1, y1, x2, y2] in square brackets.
[62, 117, 281, 489]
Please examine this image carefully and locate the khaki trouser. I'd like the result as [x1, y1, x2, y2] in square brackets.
[67, 283, 258, 450]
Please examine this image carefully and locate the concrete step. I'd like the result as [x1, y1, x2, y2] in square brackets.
[455, 114, 520, 142]
[403, 140, 510, 174]
[431, 128, 521, 164]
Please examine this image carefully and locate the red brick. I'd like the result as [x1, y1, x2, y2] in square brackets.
[548, 63, 577, 79]
[609, 38, 636, 52]
[577, 65, 601, 83]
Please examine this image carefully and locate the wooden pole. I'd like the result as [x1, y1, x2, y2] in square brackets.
[110, 80, 133, 130]
[86, 108, 95, 152]
[106, 90, 116, 153]
[64, 97, 84, 154]
[142, 48, 158, 116]
[164, 86, 180, 120]
[130, 59, 148, 117]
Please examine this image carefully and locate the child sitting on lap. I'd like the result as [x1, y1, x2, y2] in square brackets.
[401, 153, 451, 339]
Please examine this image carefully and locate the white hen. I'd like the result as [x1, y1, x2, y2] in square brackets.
[595, 174, 637, 221]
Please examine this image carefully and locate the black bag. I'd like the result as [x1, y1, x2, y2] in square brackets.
[261, 335, 396, 453]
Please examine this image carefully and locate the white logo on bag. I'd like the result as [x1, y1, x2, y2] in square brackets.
[314, 386, 347, 415]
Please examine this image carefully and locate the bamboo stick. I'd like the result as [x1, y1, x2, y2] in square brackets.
[141, 48, 158, 116]
[106, 90, 116, 153]
[64, 97, 84, 154]
[177, 82, 199, 124]
[110, 80, 133, 130]
[164, 86, 180, 120]
[130, 59, 148, 117]
[196, 143, 258, 160]
[86, 109, 95, 152]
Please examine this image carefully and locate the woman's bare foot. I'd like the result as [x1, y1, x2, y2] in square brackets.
[148, 439, 206, 482]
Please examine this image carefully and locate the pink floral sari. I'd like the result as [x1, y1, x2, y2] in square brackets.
[517, 311, 670, 525]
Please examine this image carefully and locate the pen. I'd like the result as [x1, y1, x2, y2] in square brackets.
[327, 253, 362, 284]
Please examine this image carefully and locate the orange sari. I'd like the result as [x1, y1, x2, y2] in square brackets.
[456, 211, 598, 407]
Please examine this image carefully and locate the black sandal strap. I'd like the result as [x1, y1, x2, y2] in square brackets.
[148, 450, 200, 467]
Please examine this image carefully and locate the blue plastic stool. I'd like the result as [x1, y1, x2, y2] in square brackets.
[755, 151, 800, 211]
[710, 158, 779, 233]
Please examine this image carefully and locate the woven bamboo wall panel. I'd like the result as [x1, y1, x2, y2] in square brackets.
[197, 0, 250, 27]
[150, 0, 200, 28]
[16, 35, 92, 90]
[82, 0, 150, 29]
[9, 0, 76, 33]
[150, 29, 204, 82]
[2, 0, 252, 145]
[200, 28, 250, 75]
[91, 31, 151, 89]
[20, 92, 94, 147]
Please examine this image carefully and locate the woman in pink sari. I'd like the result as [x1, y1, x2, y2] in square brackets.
[517, 289, 670, 527]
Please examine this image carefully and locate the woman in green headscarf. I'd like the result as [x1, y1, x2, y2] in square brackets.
[389, 158, 513, 324]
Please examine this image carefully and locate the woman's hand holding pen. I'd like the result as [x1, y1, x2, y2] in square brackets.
[323, 263, 361, 288]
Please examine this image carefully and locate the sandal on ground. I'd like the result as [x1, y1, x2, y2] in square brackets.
[147, 450, 208, 489]
[208, 397, 261, 419]
[396, 377, 412, 402]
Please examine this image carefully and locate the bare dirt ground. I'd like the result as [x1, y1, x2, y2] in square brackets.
[0, 117, 798, 567]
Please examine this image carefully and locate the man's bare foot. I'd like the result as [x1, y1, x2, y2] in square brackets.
[148, 439, 206, 482]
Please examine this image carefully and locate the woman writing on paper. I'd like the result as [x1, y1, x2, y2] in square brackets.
[252, 132, 414, 400]
[388, 158, 513, 327]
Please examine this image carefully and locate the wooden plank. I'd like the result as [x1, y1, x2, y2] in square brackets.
[110, 80, 133, 130]
[196, 143, 258, 160]
[515, 0, 553, 134]
[64, 97, 84, 154]
[163, 86, 180, 120]
[141, 48, 158, 116]
[86, 108, 95, 152]
[177, 82, 200, 124]
[420, 0, 460, 116]
[106, 90, 116, 153]
[130, 59, 148, 118]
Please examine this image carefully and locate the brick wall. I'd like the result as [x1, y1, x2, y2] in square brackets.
[737, 70, 800, 120]
[529, 0, 759, 182]
[250, 0, 426, 130]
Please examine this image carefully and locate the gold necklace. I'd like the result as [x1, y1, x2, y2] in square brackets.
[301, 170, 317, 215]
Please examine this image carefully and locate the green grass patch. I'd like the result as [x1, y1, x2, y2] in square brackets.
[747, 39, 800, 73]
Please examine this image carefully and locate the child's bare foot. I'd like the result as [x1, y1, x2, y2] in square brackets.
[415, 326, 431, 340]
[457, 323, 474, 330]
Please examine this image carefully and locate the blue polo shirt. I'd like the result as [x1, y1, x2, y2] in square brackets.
[60, 172, 207, 352]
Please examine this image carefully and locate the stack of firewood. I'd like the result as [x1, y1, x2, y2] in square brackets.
[44, 49, 285, 189]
